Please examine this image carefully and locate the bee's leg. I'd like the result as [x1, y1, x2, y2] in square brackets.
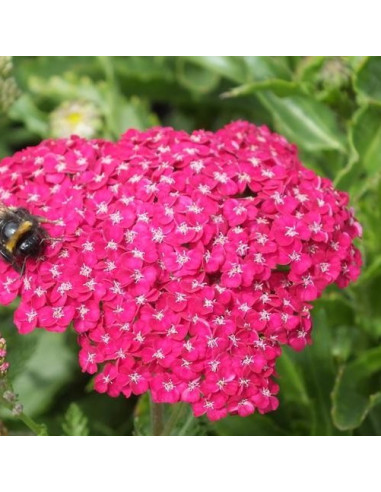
[19, 256, 28, 277]
[36, 216, 63, 225]
[11, 208, 61, 226]
[40, 234, 75, 244]
[0, 248, 21, 272]
[0, 247, 14, 264]
[12, 208, 31, 219]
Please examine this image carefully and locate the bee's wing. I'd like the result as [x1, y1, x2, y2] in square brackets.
[0, 202, 9, 214]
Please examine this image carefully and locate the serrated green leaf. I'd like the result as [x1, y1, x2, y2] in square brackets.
[62, 403, 89, 436]
[332, 345, 381, 430]
[257, 92, 347, 153]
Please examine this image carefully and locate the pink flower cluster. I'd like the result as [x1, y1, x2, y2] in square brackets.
[0, 121, 361, 420]
[0, 333, 9, 375]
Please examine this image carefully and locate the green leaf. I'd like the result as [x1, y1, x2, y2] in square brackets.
[243, 56, 293, 81]
[186, 56, 292, 86]
[332, 115, 360, 191]
[74, 392, 134, 436]
[107, 96, 159, 136]
[221, 79, 300, 99]
[354, 256, 381, 287]
[98, 57, 159, 137]
[185, 57, 248, 84]
[213, 413, 287, 436]
[276, 347, 311, 406]
[28, 73, 104, 106]
[331, 326, 358, 363]
[351, 104, 381, 174]
[114, 56, 174, 83]
[8, 331, 77, 417]
[133, 393, 151, 436]
[176, 58, 220, 94]
[346, 56, 367, 71]
[295, 56, 325, 83]
[355, 56, 381, 103]
[13, 56, 101, 91]
[257, 92, 347, 153]
[62, 403, 89, 436]
[9, 94, 49, 137]
[285, 307, 337, 435]
[0, 313, 39, 379]
[332, 346, 381, 430]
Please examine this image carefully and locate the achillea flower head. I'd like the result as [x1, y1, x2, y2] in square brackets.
[50, 100, 102, 139]
[0, 121, 362, 420]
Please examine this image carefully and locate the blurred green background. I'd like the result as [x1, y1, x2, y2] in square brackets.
[1, 56, 381, 436]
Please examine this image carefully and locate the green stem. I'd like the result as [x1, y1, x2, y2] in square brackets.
[161, 403, 187, 436]
[97, 56, 121, 139]
[178, 410, 195, 436]
[150, 398, 165, 436]
[1, 380, 48, 435]
[0, 400, 47, 435]
[18, 413, 47, 436]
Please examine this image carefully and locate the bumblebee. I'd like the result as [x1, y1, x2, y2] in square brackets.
[0, 204, 47, 272]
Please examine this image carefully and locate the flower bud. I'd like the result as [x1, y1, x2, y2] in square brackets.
[2, 390, 16, 402]
[0, 56, 20, 113]
[0, 334, 9, 376]
[12, 403, 23, 416]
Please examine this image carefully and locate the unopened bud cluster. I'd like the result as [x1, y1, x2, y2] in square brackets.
[0, 334, 9, 375]
[0, 56, 20, 113]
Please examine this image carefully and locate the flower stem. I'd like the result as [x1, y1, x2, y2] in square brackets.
[1, 385, 48, 435]
[161, 402, 187, 436]
[178, 410, 195, 436]
[150, 398, 165, 436]
[0, 419, 8, 436]
[18, 413, 48, 436]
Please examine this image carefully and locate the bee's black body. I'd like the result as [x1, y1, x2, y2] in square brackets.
[0, 205, 47, 272]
